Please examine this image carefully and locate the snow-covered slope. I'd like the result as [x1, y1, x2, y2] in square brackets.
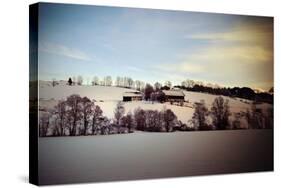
[39, 130, 273, 184]
[184, 91, 250, 113]
[37, 81, 272, 127]
[39, 80, 137, 101]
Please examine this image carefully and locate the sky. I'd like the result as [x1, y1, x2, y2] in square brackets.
[38, 3, 273, 91]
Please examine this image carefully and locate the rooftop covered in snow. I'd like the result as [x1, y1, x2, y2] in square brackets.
[162, 90, 185, 97]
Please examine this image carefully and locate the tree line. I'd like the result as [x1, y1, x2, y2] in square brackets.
[191, 96, 273, 131]
[57, 76, 273, 104]
[39, 94, 104, 137]
[39, 94, 179, 137]
[66, 75, 146, 90]
[39, 94, 273, 137]
[177, 79, 273, 104]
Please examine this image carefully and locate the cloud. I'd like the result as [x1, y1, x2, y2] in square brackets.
[187, 45, 272, 65]
[39, 42, 91, 61]
[158, 44, 272, 77]
[157, 20, 273, 90]
[173, 46, 272, 89]
[185, 20, 273, 47]
[156, 62, 205, 74]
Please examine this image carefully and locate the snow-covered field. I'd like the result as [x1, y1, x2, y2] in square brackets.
[38, 130, 273, 185]
[37, 81, 273, 185]
[39, 80, 136, 101]
[38, 81, 272, 128]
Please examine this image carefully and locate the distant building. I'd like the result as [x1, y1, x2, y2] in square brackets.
[123, 91, 143, 102]
[162, 90, 185, 103]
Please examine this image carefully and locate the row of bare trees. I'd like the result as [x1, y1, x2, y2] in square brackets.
[39, 95, 273, 137]
[113, 102, 178, 133]
[133, 107, 177, 132]
[39, 98, 178, 137]
[39, 94, 104, 137]
[245, 104, 273, 129]
[191, 97, 231, 130]
[65, 76, 174, 92]
[191, 96, 273, 130]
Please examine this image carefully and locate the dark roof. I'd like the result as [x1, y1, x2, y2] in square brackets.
[123, 91, 142, 97]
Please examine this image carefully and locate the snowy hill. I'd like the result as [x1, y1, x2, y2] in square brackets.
[37, 80, 272, 128]
[39, 80, 138, 101]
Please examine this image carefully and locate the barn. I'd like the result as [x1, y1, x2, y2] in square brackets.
[123, 91, 143, 102]
[162, 90, 185, 103]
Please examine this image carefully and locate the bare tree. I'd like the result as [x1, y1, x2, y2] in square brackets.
[81, 97, 94, 135]
[115, 76, 121, 87]
[154, 82, 162, 91]
[121, 112, 134, 133]
[144, 84, 154, 100]
[134, 107, 146, 131]
[144, 110, 164, 132]
[91, 105, 103, 135]
[164, 81, 172, 89]
[163, 108, 177, 132]
[195, 80, 204, 86]
[232, 112, 242, 129]
[181, 81, 186, 88]
[145, 110, 158, 131]
[150, 92, 157, 103]
[99, 80, 105, 86]
[39, 112, 51, 137]
[114, 102, 125, 126]
[119, 77, 125, 87]
[181, 79, 195, 88]
[100, 117, 110, 135]
[66, 94, 83, 136]
[192, 100, 210, 130]
[140, 81, 145, 92]
[211, 96, 231, 130]
[150, 90, 165, 103]
[104, 76, 113, 86]
[123, 77, 128, 87]
[245, 104, 265, 129]
[127, 78, 134, 88]
[134, 80, 145, 91]
[135, 80, 141, 91]
[156, 110, 164, 131]
[156, 90, 166, 103]
[54, 100, 67, 136]
[92, 76, 99, 86]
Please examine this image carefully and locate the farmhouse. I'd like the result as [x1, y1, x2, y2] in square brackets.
[162, 90, 185, 103]
[123, 91, 143, 102]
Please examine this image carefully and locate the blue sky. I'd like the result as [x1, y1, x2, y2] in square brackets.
[38, 3, 273, 90]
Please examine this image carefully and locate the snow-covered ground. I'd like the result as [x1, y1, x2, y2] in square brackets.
[37, 81, 273, 185]
[38, 130, 273, 185]
[38, 80, 272, 128]
[39, 80, 136, 101]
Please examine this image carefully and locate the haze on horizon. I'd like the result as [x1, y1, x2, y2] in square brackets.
[37, 3, 273, 91]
